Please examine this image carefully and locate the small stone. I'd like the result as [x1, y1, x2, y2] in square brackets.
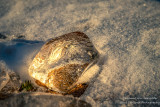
[28, 31, 99, 96]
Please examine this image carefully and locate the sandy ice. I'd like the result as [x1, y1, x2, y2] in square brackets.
[0, 0, 160, 106]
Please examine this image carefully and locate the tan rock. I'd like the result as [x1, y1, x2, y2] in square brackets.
[28, 31, 99, 95]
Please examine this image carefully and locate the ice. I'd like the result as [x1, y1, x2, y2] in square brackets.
[0, 92, 91, 107]
[0, 61, 10, 91]
[0, 61, 22, 100]
[0, 39, 44, 80]
[0, 0, 160, 106]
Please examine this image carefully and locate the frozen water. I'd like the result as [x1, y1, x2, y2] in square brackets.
[0, 0, 160, 106]
[0, 39, 44, 80]
[0, 61, 21, 100]
[0, 92, 91, 107]
[0, 61, 10, 91]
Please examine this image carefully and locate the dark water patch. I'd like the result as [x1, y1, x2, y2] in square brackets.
[145, 0, 160, 2]
[0, 33, 6, 39]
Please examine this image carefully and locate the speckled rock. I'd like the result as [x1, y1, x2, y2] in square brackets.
[28, 31, 99, 95]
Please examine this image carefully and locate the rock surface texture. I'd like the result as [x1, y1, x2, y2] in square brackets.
[28, 32, 99, 95]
